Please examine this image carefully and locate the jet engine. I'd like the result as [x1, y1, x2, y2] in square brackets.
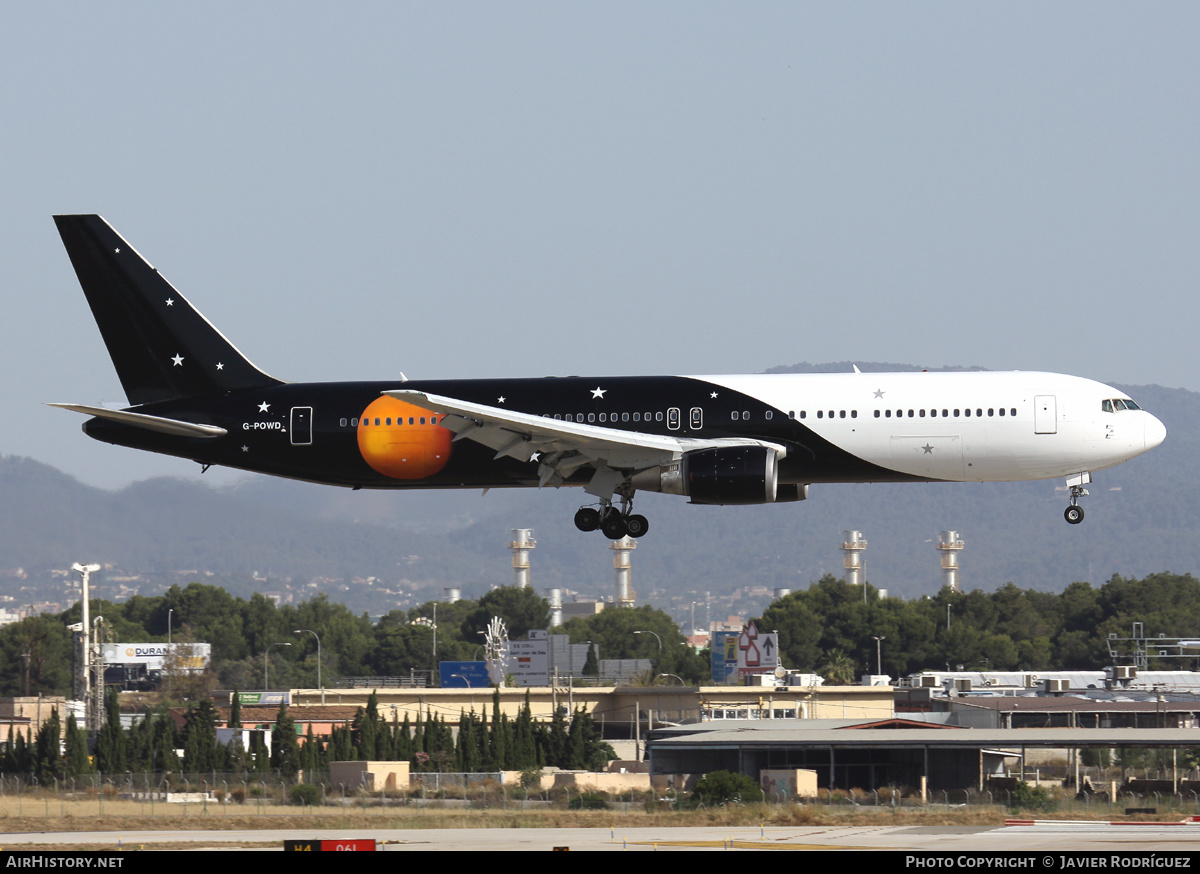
[631, 445, 805, 505]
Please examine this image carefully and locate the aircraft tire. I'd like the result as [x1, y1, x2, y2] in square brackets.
[601, 513, 628, 539]
[626, 514, 649, 538]
[574, 507, 601, 532]
[1064, 506, 1084, 524]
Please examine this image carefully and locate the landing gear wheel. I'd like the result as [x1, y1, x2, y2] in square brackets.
[600, 511, 628, 539]
[1064, 506, 1084, 525]
[625, 514, 649, 538]
[574, 507, 600, 532]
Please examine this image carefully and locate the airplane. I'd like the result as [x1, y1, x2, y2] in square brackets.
[51, 215, 1166, 540]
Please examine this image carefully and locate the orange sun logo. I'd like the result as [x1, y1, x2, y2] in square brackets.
[357, 396, 452, 479]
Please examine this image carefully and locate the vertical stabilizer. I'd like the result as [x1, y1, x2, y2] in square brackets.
[54, 214, 283, 406]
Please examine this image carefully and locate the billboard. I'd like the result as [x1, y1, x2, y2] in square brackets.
[101, 642, 212, 673]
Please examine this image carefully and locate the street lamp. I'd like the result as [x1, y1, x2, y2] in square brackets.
[294, 629, 323, 706]
[633, 630, 662, 652]
[264, 642, 291, 691]
[872, 635, 886, 676]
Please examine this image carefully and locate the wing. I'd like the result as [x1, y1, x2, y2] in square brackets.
[385, 389, 787, 497]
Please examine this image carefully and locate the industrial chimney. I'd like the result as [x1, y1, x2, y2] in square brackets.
[509, 528, 535, 588]
[937, 530, 965, 591]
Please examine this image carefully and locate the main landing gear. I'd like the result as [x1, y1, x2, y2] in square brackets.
[1064, 472, 1091, 525]
[574, 502, 649, 539]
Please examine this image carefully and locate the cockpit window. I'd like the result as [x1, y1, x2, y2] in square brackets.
[1103, 398, 1144, 412]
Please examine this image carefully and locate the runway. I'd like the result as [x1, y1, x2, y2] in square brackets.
[4, 823, 1200, 851]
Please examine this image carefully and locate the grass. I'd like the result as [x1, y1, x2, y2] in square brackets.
[0, 792, 1183, 833]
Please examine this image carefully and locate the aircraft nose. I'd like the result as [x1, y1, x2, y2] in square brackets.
[1145, 413, 1167, 451]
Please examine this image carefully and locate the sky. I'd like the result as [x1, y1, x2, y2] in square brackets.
[3, 2, 1198, 490]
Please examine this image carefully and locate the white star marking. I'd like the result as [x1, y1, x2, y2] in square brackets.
[710, 391, 718, 399]
[114, 248, 120, 254]
[215, 362, 224, 370]
[241, 445, 249, 453]
[590, 387, 606, 399]
[497, 396, 506, 404]
[171, 354, 184, 366]
[165, 298, 174, 306]
[258, 402, 270, 412]
[874, 389, 885, 398]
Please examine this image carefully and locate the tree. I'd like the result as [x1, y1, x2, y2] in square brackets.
[460, 588, 551, 642]
[63, 715, 92, 778]
[181, 699, 220, 772]
[690, 770, 760, 806]
[271, 702, 301, 779]
[33, 708, 62, 783]
[95, 688, 127, 774]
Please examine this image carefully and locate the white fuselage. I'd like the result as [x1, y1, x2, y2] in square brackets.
[703, 371, 1166, 483]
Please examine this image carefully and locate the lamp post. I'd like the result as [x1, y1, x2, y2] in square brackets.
[264, 642, 291, 691]
[873, 635, 886, 676]
[294, 629, 323, 705]
[633, 630, 662, 652]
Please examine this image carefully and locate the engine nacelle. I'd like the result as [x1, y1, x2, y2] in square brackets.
[631, 445, 791, 505]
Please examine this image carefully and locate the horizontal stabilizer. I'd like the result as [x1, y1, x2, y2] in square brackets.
[47, 403, 228, 438]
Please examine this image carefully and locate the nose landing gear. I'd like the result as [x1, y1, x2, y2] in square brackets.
[1064, 472, 1091, 525]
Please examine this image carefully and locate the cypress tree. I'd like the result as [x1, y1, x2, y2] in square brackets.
[96, 688, 127, 774]
[271, 702, 301, 779]
[33, 708, 62, 783]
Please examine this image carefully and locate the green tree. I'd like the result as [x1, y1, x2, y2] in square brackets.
[33, 708, 62, 783]
[461, 588, 551, 642]
[63, 715, 92, 778]
[271, 702, 301, 779]
[95, 688, 127, 774]
[690, 770, 760, 806]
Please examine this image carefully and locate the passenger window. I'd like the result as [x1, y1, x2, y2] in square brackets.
[839, 410, 845, 419]
[765, 411, 773, 420]
[742, 411, 750, 420]
[731, 411, 739, 421]
[817, 410, 823, 418]
[799, 411, 806, 419]
[788, 411, 795, 419]
[667, 407, 680, 430]
[885, 410, 891, 418]
[622, 412, 630, 422]
[874, 410, 880, 418]
[340, 418, 347, 427]
[350, 418, 358, 427]
[690, 407, 703, 429]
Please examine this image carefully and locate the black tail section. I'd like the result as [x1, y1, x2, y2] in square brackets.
[54, 215, 283, 406]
